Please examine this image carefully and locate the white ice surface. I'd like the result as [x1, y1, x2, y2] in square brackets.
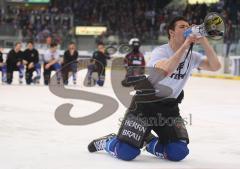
[0, 70, 240, 169]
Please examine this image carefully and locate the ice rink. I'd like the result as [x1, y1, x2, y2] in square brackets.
[1, 70, 240, 169]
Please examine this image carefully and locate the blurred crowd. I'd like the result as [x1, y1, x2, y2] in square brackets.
[0, 0, 240, 44]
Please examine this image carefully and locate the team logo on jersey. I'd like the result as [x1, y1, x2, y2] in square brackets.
[170, 61, 186, 80]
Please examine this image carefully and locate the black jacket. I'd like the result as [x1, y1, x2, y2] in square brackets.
[63, 50, 78, 64]
[6, 49, 24, 66]
[23, 48, 39, 64]
[92, 51, 110, 67]
[0, 51, 3, 63]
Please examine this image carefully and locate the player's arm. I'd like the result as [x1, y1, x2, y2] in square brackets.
[45, 58, 58, 69]
[198, 37, 221, 71]
[48, 58, 58, 66]
[45, 53, 58, 69]
[154, 35, 198, 75]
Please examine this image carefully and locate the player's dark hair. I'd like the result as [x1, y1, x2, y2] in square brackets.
[27, 40, 34, 45]
[97, 42, 104, 46]
[15, 42, 21, 47]
[50, 42, 58, 48]
[69, 41, 75, 45]
[167, 16, 188, 39]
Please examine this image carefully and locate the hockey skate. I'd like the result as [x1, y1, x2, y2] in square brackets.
[88, 133, 116, 152]
[32, 76, 40, 84]
[19, 78, 23, 84]
[73, 80, 77, 85]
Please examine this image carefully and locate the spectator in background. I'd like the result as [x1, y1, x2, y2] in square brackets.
[6, 42, 25, 84]
[1, 0, 240, 45]
[23, 41, 41, 85]
[42, 42, 62, 85]
[46, 36, 52, 46]
[61, 42, 78, 85]
[86, 42, 110, 86]
[0, 48, 7, 83]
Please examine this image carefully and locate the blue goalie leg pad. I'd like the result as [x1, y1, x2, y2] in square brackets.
[105, 137, 140, 161]
[146, 138, 165, 159]
[165, 141, 189, 161]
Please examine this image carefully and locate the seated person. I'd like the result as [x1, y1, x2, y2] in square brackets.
[43, 42, 62, 85]
[0, 48, 7, 83]
[61, 42, 78, 85]
[6, 42, 24, 84]
[86, 42, 110, 86]
[23, 41, 41, 85]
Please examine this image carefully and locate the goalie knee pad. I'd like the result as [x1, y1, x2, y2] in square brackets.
[165, 141, 189, 161]
[115, 140, 140, 161]
[146, 138, 189, 161]
[105, 137, 140, 161]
